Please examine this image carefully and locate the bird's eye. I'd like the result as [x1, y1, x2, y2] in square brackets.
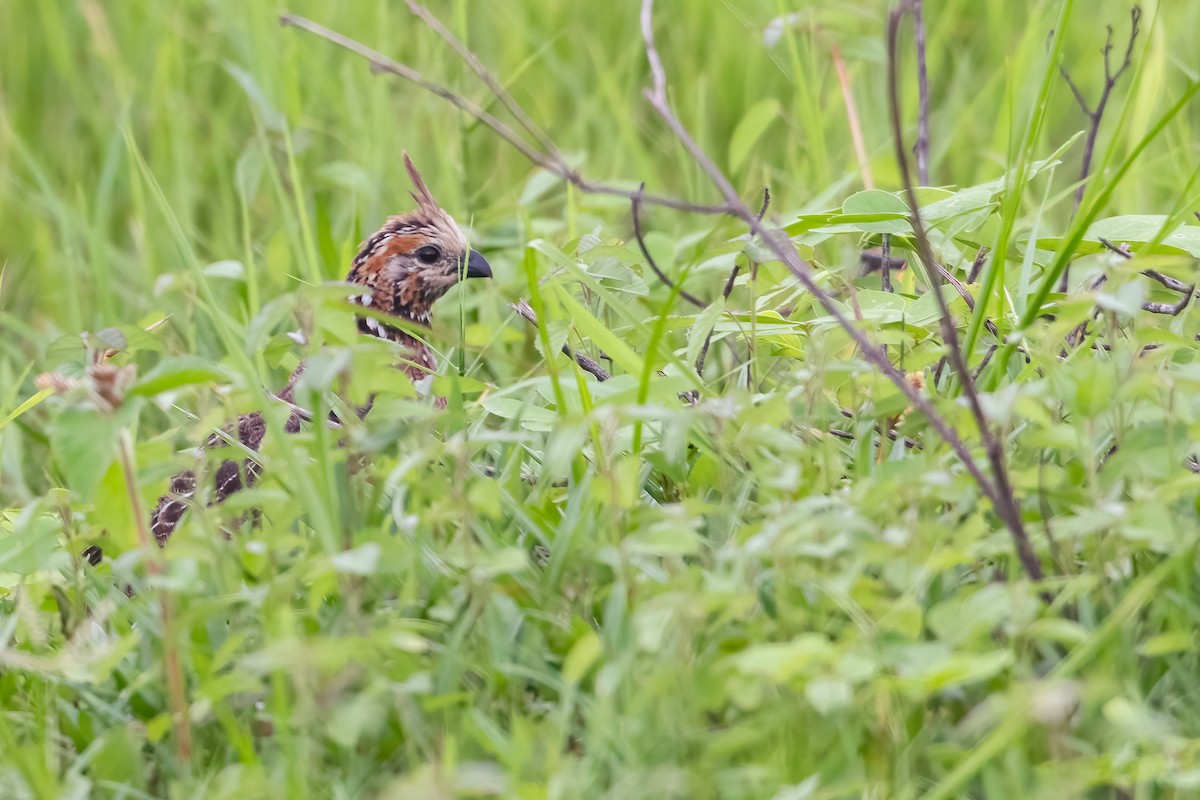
[415, 245, 441, 265]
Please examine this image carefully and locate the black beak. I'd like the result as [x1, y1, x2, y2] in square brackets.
[464, 249, 492, 279]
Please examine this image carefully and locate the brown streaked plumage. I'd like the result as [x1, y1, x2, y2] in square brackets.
[143, 154, 491, 547]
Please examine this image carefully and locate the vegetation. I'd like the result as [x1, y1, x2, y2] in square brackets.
[3, 0, 1200, 797]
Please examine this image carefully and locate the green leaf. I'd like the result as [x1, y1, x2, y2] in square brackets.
[730, 634, 834, 682]
[837, 190, 911, 234]
[129, 356, 230, 397]
[0, 505, 64, 575]
[549, 284, 646, 376]
[480, 397, 559, 430]
[50, 407, 123, 501]
[469, 547, 528, 579]
[1138, 631, 1194, 657]
[89, 725, 146, 790]
[330, 542, 381, 576]
[728, 98, 781, 173]
[563, 630, 603, 684]
[900, 650, 1013, 694]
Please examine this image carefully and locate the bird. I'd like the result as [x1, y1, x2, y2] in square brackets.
[147, 154, 492, 546]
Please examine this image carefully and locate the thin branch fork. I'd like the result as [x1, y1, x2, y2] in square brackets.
[1060, 5, 1141, 211]
[1058, 4, 1142, 291]
[278, 14, 733, 217]
[1096, 237, 1196, 316]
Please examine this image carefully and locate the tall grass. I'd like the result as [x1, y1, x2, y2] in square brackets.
[3, 0, 1200, 797]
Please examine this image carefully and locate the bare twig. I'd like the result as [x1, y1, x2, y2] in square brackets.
[1142, 296, 1193, 316]
[911, 0, 931, 185]
[1058, 5, 1142, 290]
[1142, 268, 1196, 295]
[401, 0, 558, 158]
[265, 389, 349, 428]
[971, 345, 997, 381]
[1063, 5, 1142, 211]
[279, 14, 735, 216]
[511, 300, 611, 381]
[1096, 237, 1197, 314]
[860, 249, 907, 278]
[887, 7, 1043, 583]
[640, 0, 668, 102]
[1097, 237, 1133, 259]
[880, 234, 894, 292]
[631, 185, 706, 309]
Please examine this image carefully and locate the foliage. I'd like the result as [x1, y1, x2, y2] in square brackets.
[2, 1, 1200, 798]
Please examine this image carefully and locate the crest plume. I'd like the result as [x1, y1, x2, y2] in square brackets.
[404, 153, 440, 216]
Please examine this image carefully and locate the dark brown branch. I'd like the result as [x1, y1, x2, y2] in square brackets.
[967, 247, 988, 284]
[1058, 5, 1142, 291]
[1142, 296, 1192, 316]
[401, 0, 558, 158]
[860, 248, 907, 278]
[511, 300, 611, 381]
[911, 0, 931, 186]
[882, 235, 895, 292]
[887, 7, 1044, 584]
[1097, 237, 1198, 313]
[1142, 269, 1194, 295]
[630, 185, 706, 309]
[1063, 5, 1141, 212]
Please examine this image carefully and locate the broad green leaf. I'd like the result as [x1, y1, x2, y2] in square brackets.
[899, 650, 1013, 694]
[835, 190, 911, 234]
[470, 547, 528, 578]
[129, 356, 230, 397]
[480, 397, 559, 430]
[730, 634, 834, 682]
[922, 186, 995, 222]
[624, 525, 701, 556]
[0, 505, 64, 575]
[331, 542, 381, 576]
[50, 407, 124, 501]
[563, 630, 603, 684]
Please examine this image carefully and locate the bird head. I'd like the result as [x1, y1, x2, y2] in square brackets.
[347, 154, 491, 338]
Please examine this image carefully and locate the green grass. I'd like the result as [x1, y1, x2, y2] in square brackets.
[3, 0, 1200, 797]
